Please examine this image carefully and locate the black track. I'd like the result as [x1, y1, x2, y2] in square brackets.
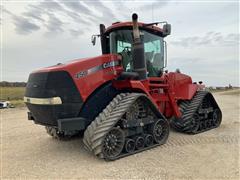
[171, 91, 222, 134]
[83, 93, 170, 160]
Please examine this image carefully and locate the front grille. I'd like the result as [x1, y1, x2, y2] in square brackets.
[25, 71, 83, 126]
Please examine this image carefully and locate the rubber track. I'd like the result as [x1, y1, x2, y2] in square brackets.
[172, 91, 220, 134]
[83, 93, 144, 159]
[173, 91, 205, 132]
[170, 100, 190, 130]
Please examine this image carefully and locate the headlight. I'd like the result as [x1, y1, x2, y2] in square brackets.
[24, 97, 62, 105]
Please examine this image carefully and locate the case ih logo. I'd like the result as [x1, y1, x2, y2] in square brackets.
[102, 61, 116, 69]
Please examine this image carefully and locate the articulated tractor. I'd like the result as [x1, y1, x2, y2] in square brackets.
[24, 14, 222, 160]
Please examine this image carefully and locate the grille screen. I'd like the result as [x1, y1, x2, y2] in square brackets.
[25, 71, 83, 126]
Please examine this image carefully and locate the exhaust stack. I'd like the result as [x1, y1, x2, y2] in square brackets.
[132, 13, 147, 80]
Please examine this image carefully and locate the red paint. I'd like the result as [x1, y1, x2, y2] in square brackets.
[106, 22, 164, 34]
[113, 72, 200, 118]
[34, 54, 123, 101]
[32, 54, 202, 119]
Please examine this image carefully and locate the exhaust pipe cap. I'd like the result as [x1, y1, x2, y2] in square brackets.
[132, 13, 138, 21]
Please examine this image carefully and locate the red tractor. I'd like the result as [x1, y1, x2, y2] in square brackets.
[24, 13, 222, 160]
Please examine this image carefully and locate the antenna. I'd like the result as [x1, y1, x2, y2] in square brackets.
[151, 3, 154, 22]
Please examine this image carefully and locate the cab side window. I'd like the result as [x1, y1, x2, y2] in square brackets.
[144, 37, 164, 77]
[117, 40, 132, 71]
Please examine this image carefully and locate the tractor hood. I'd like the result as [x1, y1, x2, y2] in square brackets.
[24, 54, 122, 126]
[26, 54, 123, 101]
[33, 54, 121, 74]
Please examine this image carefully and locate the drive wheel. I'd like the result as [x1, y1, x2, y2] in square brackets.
[102, 127, 125, 159]
[125, 138, 135, 153]
[212, 109, 222, 127]
[152, 119, 169, 144]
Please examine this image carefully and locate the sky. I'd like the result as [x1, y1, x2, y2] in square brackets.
[1, 0, 239, 86]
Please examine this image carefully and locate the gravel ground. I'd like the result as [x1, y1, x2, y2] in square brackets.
[1, 90, 240, 179]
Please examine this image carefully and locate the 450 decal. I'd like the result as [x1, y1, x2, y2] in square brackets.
[75, 71, 87, 79]
[75, 60, 120, 79]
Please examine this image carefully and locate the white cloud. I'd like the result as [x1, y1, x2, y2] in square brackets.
[2, 1, 239, 86]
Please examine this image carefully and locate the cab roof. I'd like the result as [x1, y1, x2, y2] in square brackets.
[105, 21, 165, 37]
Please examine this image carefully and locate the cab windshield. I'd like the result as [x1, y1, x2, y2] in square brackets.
[109, 30, 164, 77]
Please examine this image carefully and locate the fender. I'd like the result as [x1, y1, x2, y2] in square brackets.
[113, 79, 183, 118]
[166, 72, 199, 100]
[113, 79, 159, 108]
[79, 81, 120, 126]
[175, 84, 198, 100]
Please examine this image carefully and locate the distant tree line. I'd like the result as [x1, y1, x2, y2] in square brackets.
[0, 81, 27, 87]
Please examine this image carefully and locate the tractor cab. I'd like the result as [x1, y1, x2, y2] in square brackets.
[109, 29, 165, 77]
[92, 20, 171, 78]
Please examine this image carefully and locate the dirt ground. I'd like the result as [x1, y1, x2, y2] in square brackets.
[1, 90, 240, 179]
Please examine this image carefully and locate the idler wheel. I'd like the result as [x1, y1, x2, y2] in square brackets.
[212, 109, 222, 127]
[152, 119, 169, 144]
[102, 127, 125, 159]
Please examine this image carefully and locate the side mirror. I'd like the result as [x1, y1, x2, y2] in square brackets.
[91, 35, 96, 46]
[163, 24, 171, 36]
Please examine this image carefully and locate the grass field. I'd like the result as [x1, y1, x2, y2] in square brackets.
[0, 87, 26, 107]
[0, 86, 239, 107]
[218, 89, 240, 96]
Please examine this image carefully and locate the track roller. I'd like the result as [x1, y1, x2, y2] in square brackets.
[144, 134, 154, 147]
[125, 138, 135, 153]
[135, 136, 145, 150]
